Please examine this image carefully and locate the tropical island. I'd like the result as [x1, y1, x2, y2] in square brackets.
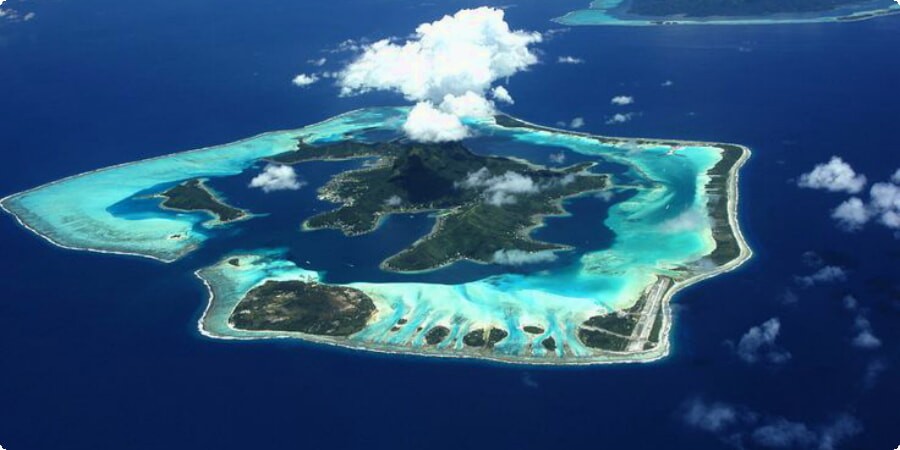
[1, 107, 752, 364]
[157, 178, 249, 225]
[556, 0, 899, 25]
[273, 140, 608, 272]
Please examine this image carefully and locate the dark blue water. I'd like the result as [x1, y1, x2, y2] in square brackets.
[1, 1, 898, 449]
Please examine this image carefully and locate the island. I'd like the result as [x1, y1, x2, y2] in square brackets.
[157, 178, 249, 225]
[1, 107, 752, 364]
[555, 0, 899, 26]
[275, 140, 607, 272]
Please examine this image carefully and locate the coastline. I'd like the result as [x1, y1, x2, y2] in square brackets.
[2, 108, 753, 365]
[192, 133, 753, 366]
[554, 0, 900, 26]
[0, 108, 373, 263]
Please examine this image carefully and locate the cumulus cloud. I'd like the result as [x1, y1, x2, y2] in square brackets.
[659, 209, 708, 233]
[570, 117, 585, 129]
[662, 80, 674, 87]
[610, 95, 634, 106]
[680, 398, 863, 450]
[798, 156, 867, 194]
[457, 167, 539, 206]
[308, 57, 327, 67]
[734, 318, 791, 364]
[384, 195, 403, 207]
[249, 164, 306, 192]
[492, 249, 558, 265]
[402, 102, 470, 143]
[557, 56, 584, 64]
[827, 169, 900, 233]
[291, 73, 320, 87]
[681, 399, 740, 433]
[439, 91, 495, 118]
[336, 8, 541, 141]
[606, 113, 634, 124]
[751, 418, 817, 448]
[851, 316, 881, 349]
[549, 152, 566, 164]
[831, 197, 870, 231]
[491, 85, 514, 104]
[794, 265, 847, 287]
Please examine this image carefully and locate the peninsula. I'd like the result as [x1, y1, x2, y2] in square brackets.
[158, 178, 249, 225]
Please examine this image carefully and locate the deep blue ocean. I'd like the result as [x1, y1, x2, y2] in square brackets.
[1, 1, 898, 449]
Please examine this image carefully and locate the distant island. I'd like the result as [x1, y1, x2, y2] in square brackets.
[274, 140, 607, 272]
[556, 0, 899, 25]
[157, 179, 249, 226]
[1, 107, 752, 364]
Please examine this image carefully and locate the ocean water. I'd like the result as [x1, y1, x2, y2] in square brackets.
[0, 0, 898, 449]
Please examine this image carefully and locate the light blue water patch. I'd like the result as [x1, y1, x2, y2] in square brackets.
[1, 109, 403, 261]
[5, 108, 739, 362]
[555, 0, 900, 26]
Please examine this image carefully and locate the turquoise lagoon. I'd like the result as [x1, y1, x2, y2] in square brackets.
[1, 108, 749, 364]
[556, 0, 900, 26]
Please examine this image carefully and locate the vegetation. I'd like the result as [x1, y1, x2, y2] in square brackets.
[159, 179, 246, 223]
[705, 144, 744, 266]
[230, 280, 375, 336]
[424, 326, 450, 345]
[462, 328, 509, 348]
[284, 140, 607, 272]
[626, 0, 870, 17]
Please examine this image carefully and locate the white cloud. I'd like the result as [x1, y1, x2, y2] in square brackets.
[557, 56, 584, 64]
[610, 95, 634, 106]
[869, 180, 900, 228]
[457, 167, 539, 206]
[385, 195, 402, 207]
[662, 80, 674, 87]
[798, 156, 867, 194]
[439, 91, 495, 118]
[829, 169, 900, 233]
[570, 117, 585, 129]
[336, 8, 540, 142]
[606, 113, 634, 124]
[660, 209, 708, 233]
[735, 318, 791, 364]
[832, 197, 870, 231]
[492, 249, 558, 265]
[752, 418, 816, 448]
[291, 73, 319, 87]
[681, 399, 740, 433]
[308, 57, 327, 66]
[851, 316, 881, 349]
[491, 85, 514, 104]
[249, 164, 306, 192]
[549, 152, 566, 164]
[795, 265, 847, 287]
[402, 102, 470, 143]
[681, 398, 863, 450]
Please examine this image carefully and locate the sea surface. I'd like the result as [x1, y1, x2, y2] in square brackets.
[0, 0, 898, 449]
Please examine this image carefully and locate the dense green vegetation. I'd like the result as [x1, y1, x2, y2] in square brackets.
[282, 140, 607, 272]
[159, 179, 245, 222]
[626, 0, 868, 17]
[230, 280, 375, 336]
[705, 144, 744, 266]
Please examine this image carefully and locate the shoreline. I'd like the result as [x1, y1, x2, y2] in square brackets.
[2, 108, 753, 365]
[193, 135, 753, 366]
[0, 108, 372, 263]
[553, 1, 900, 26]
